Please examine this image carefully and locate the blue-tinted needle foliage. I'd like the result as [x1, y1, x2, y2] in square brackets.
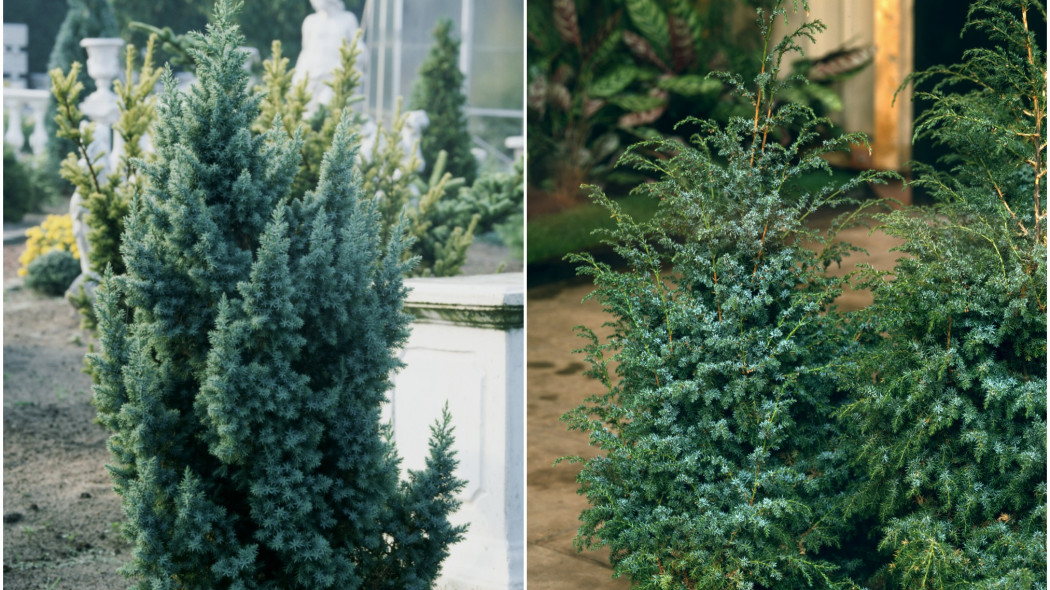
[564, 1, 1046, 589]
[562, 1, 896, 588]
[88, 2, 466, 587]
[836, 1, 1047, 587]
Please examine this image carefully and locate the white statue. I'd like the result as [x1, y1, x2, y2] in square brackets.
[358, 118, 379, 162]
[293, 0, 368, 113]
[69, 191, 92, 277]
[66, 189, 99, 303]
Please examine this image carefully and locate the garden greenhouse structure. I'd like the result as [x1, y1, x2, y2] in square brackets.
[362, 0, 524, 165]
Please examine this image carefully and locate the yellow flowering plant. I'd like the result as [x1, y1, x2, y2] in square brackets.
[18, 214, 80, 277]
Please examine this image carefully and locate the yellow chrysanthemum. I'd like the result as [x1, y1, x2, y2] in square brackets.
[18, 214, 80, 277]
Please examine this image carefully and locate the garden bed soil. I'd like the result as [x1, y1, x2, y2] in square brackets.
[2, 236, 520, 590]
[3, 241, 131, 590]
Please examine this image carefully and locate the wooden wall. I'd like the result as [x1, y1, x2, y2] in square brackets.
[775, 0, 914, 172]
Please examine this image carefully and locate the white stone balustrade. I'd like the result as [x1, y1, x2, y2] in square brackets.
[3, 87, 50, 156]
[79, 38, 125, 175]
[391, 273, 524, 590]
[2, 36, 127, 166]
[504, 135, 524, 161]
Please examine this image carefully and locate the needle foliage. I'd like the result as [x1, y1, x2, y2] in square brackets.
[836, 1, 1047, 587]
[563, 2, 894, 588]
[410, 18, 478, 185]
[564, 1, 1046, 589]
[255, 33, 478, 277]
[89, 3, 465, 587]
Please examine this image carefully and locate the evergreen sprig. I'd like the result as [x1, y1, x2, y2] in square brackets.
[89, 2, 466, 586]
[45, 0, 121, 188]
[52, 37, 161, 329]
[254, 33, 478, 277]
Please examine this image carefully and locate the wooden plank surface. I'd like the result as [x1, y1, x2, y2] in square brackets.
[872, 0, 914, 172]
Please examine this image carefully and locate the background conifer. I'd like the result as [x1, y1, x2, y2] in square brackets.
[89, 2, 466, 586]
[410, 18, 479, 185]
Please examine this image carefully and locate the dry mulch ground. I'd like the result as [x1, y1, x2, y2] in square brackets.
[4, 241, 133, 590]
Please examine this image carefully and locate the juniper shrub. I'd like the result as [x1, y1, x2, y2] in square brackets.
[562, 2, 896, 588]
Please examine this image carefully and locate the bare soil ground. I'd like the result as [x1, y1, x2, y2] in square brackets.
[3, 241, 132, 590]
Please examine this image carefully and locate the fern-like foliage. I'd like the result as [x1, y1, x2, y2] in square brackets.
[836, 1, 1047, 587]
[563, 3, 896, 588]
[89, 2, 466, 586]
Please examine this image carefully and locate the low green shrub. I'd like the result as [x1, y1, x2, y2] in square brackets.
[24, 249, 81, 296]
[3, 146, 51, 222]
[455, 157, 523, 236]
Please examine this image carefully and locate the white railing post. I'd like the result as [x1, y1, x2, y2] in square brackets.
[390, 273, 524, 590]
[4, 95, 26, 150]
[28, 96, 48, 155]
[79, 38, 124, 174]
[3, 88, 50, 157]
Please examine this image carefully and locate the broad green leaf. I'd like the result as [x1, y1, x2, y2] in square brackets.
[608, 93, 666, 112]
[589, 29, 623, 68]
[624, 0, 669, 56]
[657, 75, 723, 96]
[590, 66, 642, 98]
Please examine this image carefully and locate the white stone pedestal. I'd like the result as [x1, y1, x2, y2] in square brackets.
[390, 273, 524, 590]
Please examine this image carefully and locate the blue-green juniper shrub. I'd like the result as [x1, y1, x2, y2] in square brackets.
[88, 2, 466, 587]
[835, 1, 1047, 587]
[562, 2, 897, 588]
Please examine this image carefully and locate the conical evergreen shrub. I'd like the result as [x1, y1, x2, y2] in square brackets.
[836, 1, 1047, 587]
[565, 1, 1046, 589]
[562, 2, 895, 588]
[89, 2, 466, 587]
[410, 18, 478, 185]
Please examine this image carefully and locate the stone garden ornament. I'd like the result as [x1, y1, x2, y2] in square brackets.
[66, 38, 124, 301]
[294, 0, 368, 114]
